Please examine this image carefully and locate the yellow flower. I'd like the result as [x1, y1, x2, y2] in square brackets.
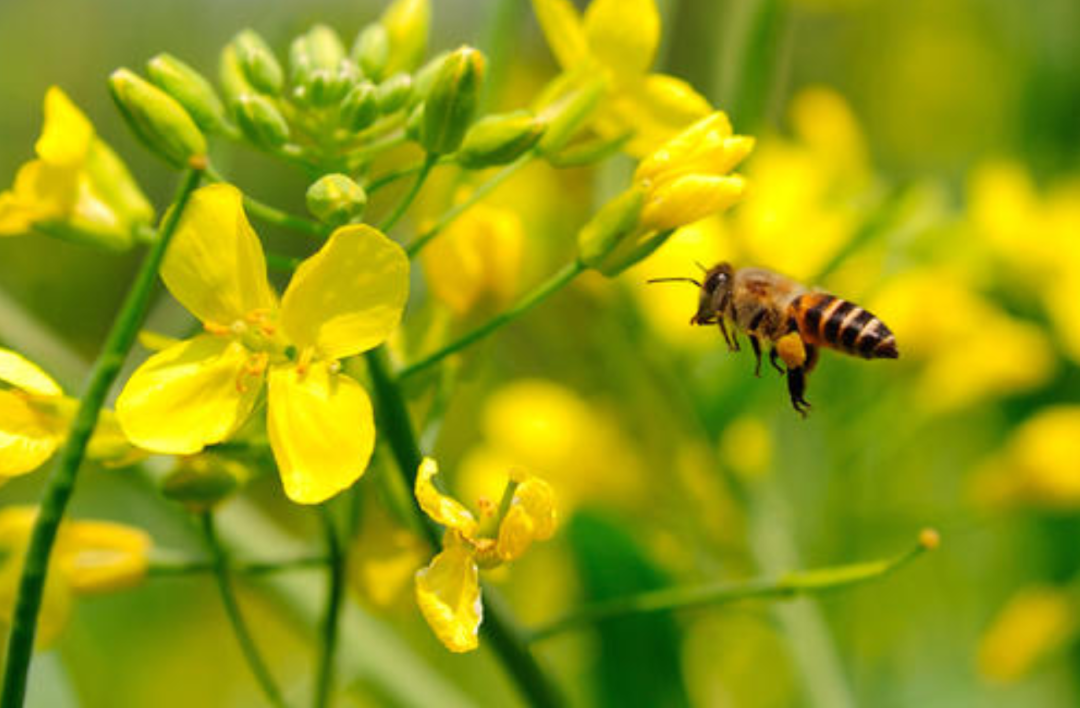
[421, 199, 524, 316]
[0, 87, 153, 249]
[348, 493, 428, 608]
[634, 112, 754, 230]
[116, 184, 409, 504]
[531, 0, 712, 155]
[0, 506, 151, 646]
[0, 348, 142, 482]
[414, 458, 555, 652]
[978, 586, 1078, 684]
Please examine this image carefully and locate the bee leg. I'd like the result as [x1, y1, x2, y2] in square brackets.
[718, 318, 740, 352]
[749, 335, 763, 377]
[786, 366, 812, 417]
[769, 348, 785, 375]
[804, 344, 819, 373]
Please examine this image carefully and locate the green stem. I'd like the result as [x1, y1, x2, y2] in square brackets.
[147, 555, 328, 577]
[0, 167, 203, 708]
[405, 151, 534, 257]
[313, 507, 345, 708]
[378, 153, 438, 232]
[528, 530, 937, 643]
[205, 165, 330, 239]
[200, 513, 289, 708]
[365, 155, 455, 195]
[363, 349, 563, 707]
[399, 260, 587, 380]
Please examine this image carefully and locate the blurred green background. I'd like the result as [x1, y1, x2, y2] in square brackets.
[2, 0, 1080, 706]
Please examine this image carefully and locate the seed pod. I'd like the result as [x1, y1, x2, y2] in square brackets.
[352, 23, 390, 80]
[232, 29, 284, 95]
[420, 46, 485, 155]
[340, 81, 380, 131]
[146, 53, 226, 133]
[458, 111, 545, 168]
[108, 68, 207, 167]
[306, 173, 368, 226]
[376, 73, 414, 114]
[233, 93, 290, 148]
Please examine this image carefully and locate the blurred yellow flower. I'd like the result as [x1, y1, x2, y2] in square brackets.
[0, 87, 154, 250]
[348, 494, 428, 608]
[0, 347, 142, 481]
[421, 199, 524, 316]
[531, 0, 712, 155]
[116, 183, 410, 504]
[719, 416, 773, 481]
[978, 585, 1078, 684]
[0, 506, 151, 646]
[414, 458, 555, 652]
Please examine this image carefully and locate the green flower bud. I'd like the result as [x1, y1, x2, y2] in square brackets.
[376, 73, 413, 114]
[233, 94, 290, 148]
[545, 131, 631, 169]
[108, 68, 207, 168]
[577, 185, 647, 270]
[412, 50, 449, 103]
[219, 45, 255, 104]
[290, 24, 345, 88]
[302, 64, 355, 107]
[340, 81, 380, 131]
[536, 75, 605, 155]
[420, 46, 485, 155]
[306, 173, 368, 226]
[352, 23, 390, 80]
[405, 103, 425, 141]
[232, 29, 284, 95]
[458, 110, 545, 168]
[162, 454, 249, 512]
[380, 0, 430, 75]
[146, 53, 226, 133]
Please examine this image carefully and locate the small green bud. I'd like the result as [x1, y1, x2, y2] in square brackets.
[458, 111, 545, 168]
[162, 454, 250, 512]
[545, 131, 631, 168]
[412, 50, 449, 103]
[232, 29, 284, 95]
[420, 46, 485, 155]
[376, 73, 413, 114]
[303, 64, 355, 107]
[340, 81, 380, 131]
[147, 53, 226, 133]
[352, 23, 390, 80]
[219, 45, 255, 104]
[108, 68, 207, 167]
[290, 24, 344, 89]
[577, 185, 647, 270]
[233, 94, 290, 148]
[405, 103, 425, 141]
[536, 77, 605, 155]
[306, 173, 368, 226]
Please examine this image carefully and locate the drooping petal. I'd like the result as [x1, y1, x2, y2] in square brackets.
[35, 87, 94, 166]
[531, 0, 589, 71]
[496, 476, 557, 562]
[641, 174, 747, 230]
[281, 224, 409, 360]
[414, 531, 482, 653]
[583, 0, 659, 81]
[58, 520, 152, 594]
[115, 335, 262, 455]
[0, 390, 66, 478]
[601, 74, 713, 157]
[266, 362, 375, 504]
[415, 458, 478, 536]
[161, 184, 277, 327]
[0, 348, 63, 396]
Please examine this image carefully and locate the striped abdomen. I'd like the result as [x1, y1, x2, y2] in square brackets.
[790, 293, 898, 359]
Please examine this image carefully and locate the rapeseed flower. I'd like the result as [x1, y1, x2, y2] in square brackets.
[414, 458, 555, 652]
[116, 183, 409, 504]
[978, 585, 1078, 684]
[0, 87, 153, 249]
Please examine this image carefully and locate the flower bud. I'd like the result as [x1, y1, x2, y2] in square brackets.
[162, 455, 249, 512]
[546, 131, 630, 168]
[232, 29, 284, 95]
[457, 111, 545, 169]
[376, 73, 413, 114]
[233, 94, 290, 148]
[306, 173, 368, 226]
[536, 77, 605, 156]
[340, 81, 380, 131]
[412, 50, 449, 102]
[381, 0, 430, 75]
[219, 45, 255, 104]
[405, 103, 425, 141]
[301, 64, 355, 107]
[108, 68, 207, 168]
[421, 47, 485, 155]
[146, 53, 226, 133]
[290, 24, 344, 88]
[352, 23, 390, 80]
[576, 185, 647, 270]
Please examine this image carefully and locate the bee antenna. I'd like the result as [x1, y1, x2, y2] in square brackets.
[646, 276, 702, 287]
[694, 261, 708, 273]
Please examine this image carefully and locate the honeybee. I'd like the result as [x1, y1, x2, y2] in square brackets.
[651, 263, 898, 415]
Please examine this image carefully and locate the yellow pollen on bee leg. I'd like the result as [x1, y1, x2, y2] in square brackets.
[776, 333, 807, 369]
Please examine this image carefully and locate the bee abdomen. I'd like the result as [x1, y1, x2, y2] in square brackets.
[792, 293, 898, 359]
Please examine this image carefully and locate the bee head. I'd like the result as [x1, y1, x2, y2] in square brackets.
[691, 262, 734, 325]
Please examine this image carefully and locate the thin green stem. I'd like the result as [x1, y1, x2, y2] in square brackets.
[147, 555, 328, 578]
[313, 507, 345, 708]
[378, 153, 438, 232]
[200, 513, 289, 708]
[405, 151, 535, 257]
[399, 260, 587, 380]
[528, 530, 938, 643]
[0, 167, 203, 708]
[205, 165, 330, 239]
[363, 349, 563, 707]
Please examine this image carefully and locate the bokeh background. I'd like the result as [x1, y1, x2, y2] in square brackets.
[2, 0, 1080, 706]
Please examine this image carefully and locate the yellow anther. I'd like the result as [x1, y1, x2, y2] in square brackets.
[204, 322, 230, 336]
[294, 347, 315, 377]
[476, 496, 495, 519]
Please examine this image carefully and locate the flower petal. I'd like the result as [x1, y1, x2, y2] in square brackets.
[641, 174, 747, 230]
[531, 0, 589, 71]
[281, 224, 409, 360]
[0, 390, 66, 478]
[0, 348, 63, 396]
[35, 87, 94, 166]
[58, 520, 152, 594]
[601, 74, 714, 157]
[496, 476, 557, 562]
[267, 362, 374, 504]
[415, 458, 478, 536]
[116, 335, 262, 455]
[583, 0, 659, 81]
[415, 531, 482, 653]
[161, 183, 277, 327]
